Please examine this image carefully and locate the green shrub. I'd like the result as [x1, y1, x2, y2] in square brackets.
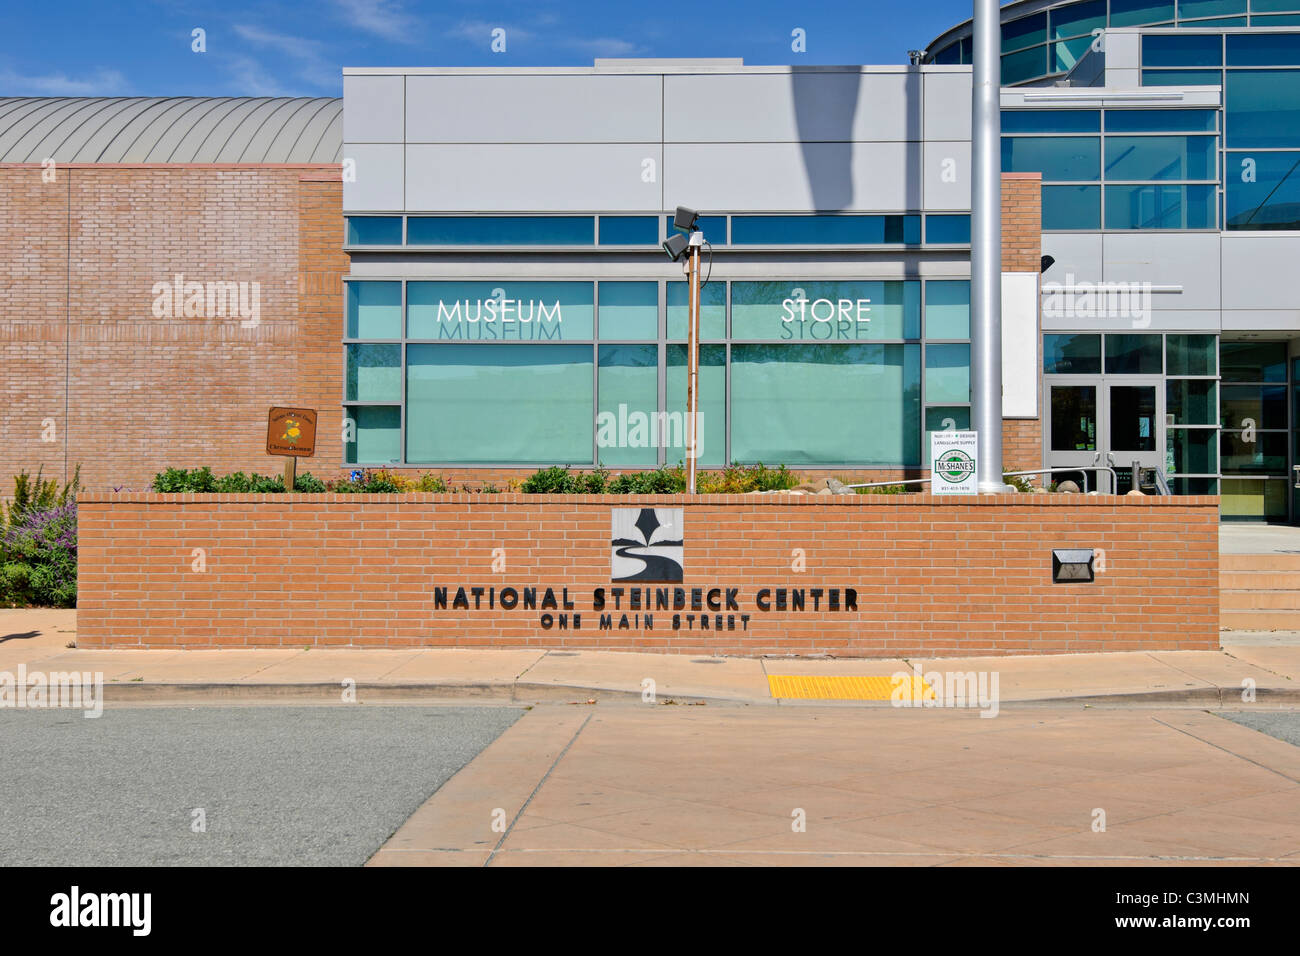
[857, 484, 909, 495]
[697, 463, 797, 494]
[414, 472, 448, 492]
[5, 465, 82, 528]
[520, 466, 580, 494]
[294, 472, 327, 493]
[606, 467, 686, 494]
[1003, 471, 1035, 494]
[0, 501, 77, 608]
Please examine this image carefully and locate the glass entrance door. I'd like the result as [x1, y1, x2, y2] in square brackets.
[1046, 378, 1165, 493]
[1047, 380, 1099, 491]
[1108, 382, 1162, 494]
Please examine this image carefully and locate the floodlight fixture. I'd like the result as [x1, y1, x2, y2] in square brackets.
[662, 232, 690, 261]
[673, 206, 700, 233]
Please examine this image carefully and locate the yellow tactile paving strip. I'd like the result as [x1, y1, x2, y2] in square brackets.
[767, 674, 934, 701]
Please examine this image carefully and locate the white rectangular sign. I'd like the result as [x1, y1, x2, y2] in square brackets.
[930, 430, 979, 495]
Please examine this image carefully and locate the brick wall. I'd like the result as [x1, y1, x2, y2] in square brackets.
[0, 164, 347, 493]
[1003, 419, 1043, 475]
[1001, 172, 1043, 471]
[76, 492, 1219, 656]
[1002, 172, 1042, 273]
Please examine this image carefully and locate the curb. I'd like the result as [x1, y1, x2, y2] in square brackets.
[86, 680, 1300, 708]
[95, 680, 727, 705]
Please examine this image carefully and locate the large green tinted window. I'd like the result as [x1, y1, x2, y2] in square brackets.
[1221, 385, 1287, 429]
[1105, 334, 1163, 374]
[1002, 110, 1100, 133]
[1104, 135, 1215, 181]
[1142, 68, 1223, 86]
[731, 281, 918, 341]
[730, 215, 920, 245]
[1002, 136, 1101, 180]
[598, 282, 657, 340]
[1169, 429, 1218, 474]
[346, 344, 400, 402]
[407, 281, 593, 340]
[598, 216, 657, 245]
[925, 282, 970, 339]
[1044, 334, 1101, 374]
[1178, 0, 1244, 17]
[405, 344, 593, 464]
[1043, 185, 1102, 229]
[345, 407, 401, 465]
[1054, 0, 1106, 38]
[925, 215, 971, 244]
[666, 345, 725, 467]
[1221, 432, 1288, 472]
[925, 344, 971, 404]
[1222, 342, 1288, 382]
[1003, 13, 1046, 52]
[406, 216, 594, 246]
[1003, 46, 1049, 84]
[1168, 380, 1218, 425]
[1104, 184, 1216, 228]
[1110, 0, 1175, 27]
[1105, 110, 1217, 133]
[346, 217, 402, 245]
[730, 344, 921, 466]
[597, 345, 658, 467]
[666, 215, 726, 241]
[1166, 334, 1217, 375]
[1226, 32, 1300, 66]
[1142, 33, 1223, 67]
[1226, 152, 1300, 229]
[667, 282, 725, 340]
[1056, 36, 1097, 72]
[1227, 70, 1300, 147]
[346, 282, 401, 339]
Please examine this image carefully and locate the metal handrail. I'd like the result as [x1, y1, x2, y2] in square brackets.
[847, 467, 1090, 493]
[845, 476, 932, 490]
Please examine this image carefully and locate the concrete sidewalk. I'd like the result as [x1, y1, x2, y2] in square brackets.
[3, 608, 1297, 706]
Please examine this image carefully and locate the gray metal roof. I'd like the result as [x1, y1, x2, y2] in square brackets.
[0, 97, 342, 164]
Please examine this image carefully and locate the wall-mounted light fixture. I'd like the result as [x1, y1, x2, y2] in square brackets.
[1052, 549, 1096, 583]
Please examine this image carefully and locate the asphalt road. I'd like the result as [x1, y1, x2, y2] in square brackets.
[0, 704, 522, 866]
[1223, 710, 1300, 748]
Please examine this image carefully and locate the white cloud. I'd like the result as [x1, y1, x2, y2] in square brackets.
[224, 55, 293, 97]
[335, 0, 421, 43]
[444, 19, 642, 58]
[0, 68, 129, 96]
[232, 24, 323, 61]
[231, 24, 339, 91]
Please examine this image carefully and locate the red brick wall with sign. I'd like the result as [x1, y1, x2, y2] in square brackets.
[0, 164, 346, 494]
[76, 492, 1218, 656]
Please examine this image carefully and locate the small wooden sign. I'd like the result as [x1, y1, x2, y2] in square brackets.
[266, 407, 317, 458]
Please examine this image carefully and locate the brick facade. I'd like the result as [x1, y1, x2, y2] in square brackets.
[0, 167, 1044, 492]
[1000, 172, 1043, 473]
[77, 492, 1219, 656]
[0, 164, 346, 493]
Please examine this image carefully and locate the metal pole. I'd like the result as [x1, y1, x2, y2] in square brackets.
[686, 238, 701, 494]
[971, 0, 1008, 493]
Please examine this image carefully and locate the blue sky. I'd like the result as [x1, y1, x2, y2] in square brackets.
[0, 0, 982, 98]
